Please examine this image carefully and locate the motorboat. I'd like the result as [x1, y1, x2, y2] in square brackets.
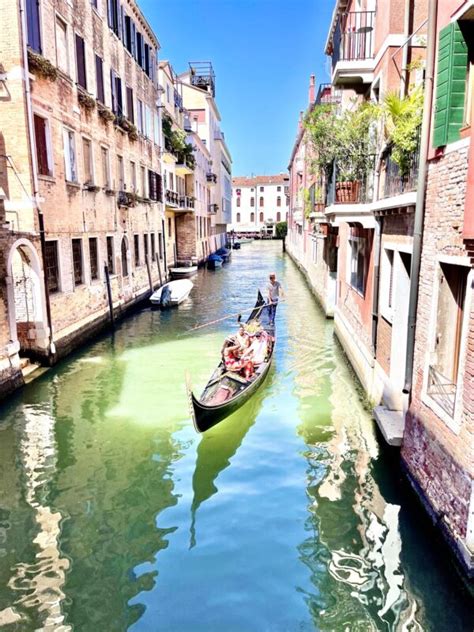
[169, 266, 198, 279]
[207, 254, 223, 270]
[215, 247, 231, 262]
[150, 279, 193, 307]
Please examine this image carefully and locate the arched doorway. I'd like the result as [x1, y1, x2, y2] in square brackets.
[6, 239, 49, 355]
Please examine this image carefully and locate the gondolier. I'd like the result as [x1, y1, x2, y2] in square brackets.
[266, 273, 283, 323]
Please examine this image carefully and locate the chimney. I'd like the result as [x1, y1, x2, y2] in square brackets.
[308, 74, 315, 105]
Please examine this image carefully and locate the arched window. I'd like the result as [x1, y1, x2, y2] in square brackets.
[277, 196, 281, 207]
[259, 212, 264, 222]
[121, 237, 128, 277]
[250, 197, 254, 206]
[236, 212, 241, 222]
[236, 197, 241, 207]
[250, 212, 255, 222]
[276, 212, 281, 222]
[259, 196, 264, 207]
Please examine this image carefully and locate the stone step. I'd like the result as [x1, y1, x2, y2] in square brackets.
[20, 359, 47, 384]
[373, 406, 405, 447]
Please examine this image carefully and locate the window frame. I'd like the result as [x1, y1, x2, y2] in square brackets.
[55, 14, 70, 76]
[63, 127, 78, 183]
[82, 137, 94, 185]
[33, 112, 54, 178]
[71, 238, 84, 287]
[75, 33, 87, 90]
[89, 237, 99, 281]
[44, 240, 61, 293]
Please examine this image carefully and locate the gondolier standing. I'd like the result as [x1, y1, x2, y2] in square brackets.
[266, 273, 283, 324]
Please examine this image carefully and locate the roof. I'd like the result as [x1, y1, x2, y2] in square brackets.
[232, 175, 289, 187]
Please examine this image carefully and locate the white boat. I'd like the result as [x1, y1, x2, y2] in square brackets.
[150, 279, 193, 307]
[169, 266, 198, 279]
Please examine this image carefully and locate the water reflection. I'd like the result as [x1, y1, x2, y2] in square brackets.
[189, 373, 271, 548]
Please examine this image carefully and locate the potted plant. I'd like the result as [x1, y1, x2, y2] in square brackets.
[97, 103, 115, 123]
[78, 89, 96, 111]
[27, 50, 58, 81]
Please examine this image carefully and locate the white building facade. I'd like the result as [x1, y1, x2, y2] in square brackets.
[231, 175, 289, 234]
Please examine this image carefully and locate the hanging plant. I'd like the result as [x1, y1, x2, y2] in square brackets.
[78, 89, 96, 111]
[27, 50, 58, 81]
[97, 103, 115, 123]
[384, 87, 423, 176]
[128, 124, 138, 142]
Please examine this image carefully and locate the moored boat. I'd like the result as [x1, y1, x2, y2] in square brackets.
[187, 291, 275, 432]
[215, 247, 231, 262]
[150, 279, 193, 307]
[169, 265, 198, 279]
[207, 254, 223, 270]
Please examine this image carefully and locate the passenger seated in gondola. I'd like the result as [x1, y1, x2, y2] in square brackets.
[241, 330, 268, 376]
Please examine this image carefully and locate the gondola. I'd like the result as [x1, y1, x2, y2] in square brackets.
[187, 291, 275, 433]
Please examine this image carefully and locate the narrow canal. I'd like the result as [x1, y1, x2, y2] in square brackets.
[0, 242, 472, 631]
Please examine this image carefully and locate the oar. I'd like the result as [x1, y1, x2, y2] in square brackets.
[181, 298, 285, 335]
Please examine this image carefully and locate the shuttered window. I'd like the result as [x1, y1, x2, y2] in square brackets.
[72, 239, 83, 286]
[89, 238, 98, 280]
[26, 0, 41, 53]
[149, 171, 157, 200]
[45, 241, 59, 293]
[433, 22, 468, 148]
[151, 233, 156, 259]
[34, 114, 52, 176]
[83, 138, 93, 184]
[56, 17, 69, 75]
[95, 55, 105, 103]
[75, 34, 87, 90]
[134, 234, 140, 266]
[110, 69, 123, 115]
[124, 15, 135, 55]
[126, 86, 134, 123]
[136, 32, 143, 67]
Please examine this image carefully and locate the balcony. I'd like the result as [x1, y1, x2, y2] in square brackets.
[178, 195, 195, 211]
[326, 158, 375, 206]
[381, 142, 420, 200]
[176, 154, 195, 175]
[315, 83, 342, 106]
[208, 203, 219, 214]
[206, 172, 217, 184]
[165, 189, 179, 207]
[163, 137, 178, 163]
[330, 11, 376, 87]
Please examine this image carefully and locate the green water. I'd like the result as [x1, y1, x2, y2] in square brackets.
[0, 242, 472, 631]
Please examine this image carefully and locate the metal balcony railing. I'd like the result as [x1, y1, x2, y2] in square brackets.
[166, 189, 179, 205]
[428, 365, 456, 418]
[179, 195, 195, 209]
[315, 83, 342, 105]
[325, 158, 375, 206]
[382, 138, 420, 199]
[332, 11, 375, 72]
[206, 172, 217, 184]
[208, 203, 218, 214]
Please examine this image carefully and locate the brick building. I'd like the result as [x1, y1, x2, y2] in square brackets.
[231, 174, 289, 236]
[286, 0, 473, 576]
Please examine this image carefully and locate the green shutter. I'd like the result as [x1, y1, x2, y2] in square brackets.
[433, 22, 468, 148]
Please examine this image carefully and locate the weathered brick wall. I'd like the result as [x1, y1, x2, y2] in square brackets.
[175, 213, 197, 262]
[402, 142, 473, 553]
[376, 315, 391, 375]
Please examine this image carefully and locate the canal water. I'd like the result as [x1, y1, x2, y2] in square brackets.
[0, 241, 472, 631]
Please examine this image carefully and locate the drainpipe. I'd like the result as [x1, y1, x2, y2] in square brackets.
[19, 0, 55, 358]
[401, 0, 411, 97]
[403, 0, 438, 394]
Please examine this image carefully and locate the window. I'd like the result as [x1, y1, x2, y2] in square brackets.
[236, 197, 241, 207]
[427, 262, 469, 417]
[236, 212, 241, 222]
[89, 237, 98, 280]
[144, 234, 149, 260]
[136, 31, 144, 67]
[106, 236, 114, 273]
[151, 233, 156, 259]
[137, 99, 144, 134]
[34, 114, 52, 176]
[82, 138, 93, 184]
[260, 186, 264, 192]
[348, 236, 367, 295]
[277, 186, 281, 192]
[63, 129, 77, 182]
[144, 43, 150, 76]
[141, 165, 146, 197]
[134, 234, 140, 266]
[250, 197, 254, 206]
[91, 0, 98, 10]
[259, 212, 264, 222]
[145, 106, 152, 139]
[26, 0, 41, 53]
[72, 238, 83, 286]
[276, 212, 281, 222]
[117, 155, 124, 190]
[124, 14, 135, 55]
[277, 196, 281, 207]
[101, 146, 110, 188]
[45, 241, 59, 293]
[75, 34, 87, 90]
[95, 55, 105, 103]
[126, 86, 134, 123]
[110, 69, 122, 116]
[107, 0, 120, 37]
[56, 17, 69, 75]
[121, 237, 128, 277]
[168, 217, 172, 237]
[130, 161, 136, 191]
[250, 212, 255, 222]
[259, 197, 264, 207]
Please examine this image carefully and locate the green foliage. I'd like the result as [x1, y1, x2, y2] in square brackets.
[303, 188, 312, 218]
[27, 50, 58, 81]
[275, 221, 287, 239]
[304, 104, 340, 175]
[384, 88, 423, 175]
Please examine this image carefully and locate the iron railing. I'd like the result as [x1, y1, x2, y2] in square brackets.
[206, 172, 217, 183]
[382, 140, 420, 199]
[332, 11, 375, 71]
[315, 83, 342, 105]
[427, 365, 457, 418]
[325, 157, 375, 206]
[179, 195, 195, 210]
[166, 189, 179, 206]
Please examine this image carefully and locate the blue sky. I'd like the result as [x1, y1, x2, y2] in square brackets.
[140, 0, 334, 177]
